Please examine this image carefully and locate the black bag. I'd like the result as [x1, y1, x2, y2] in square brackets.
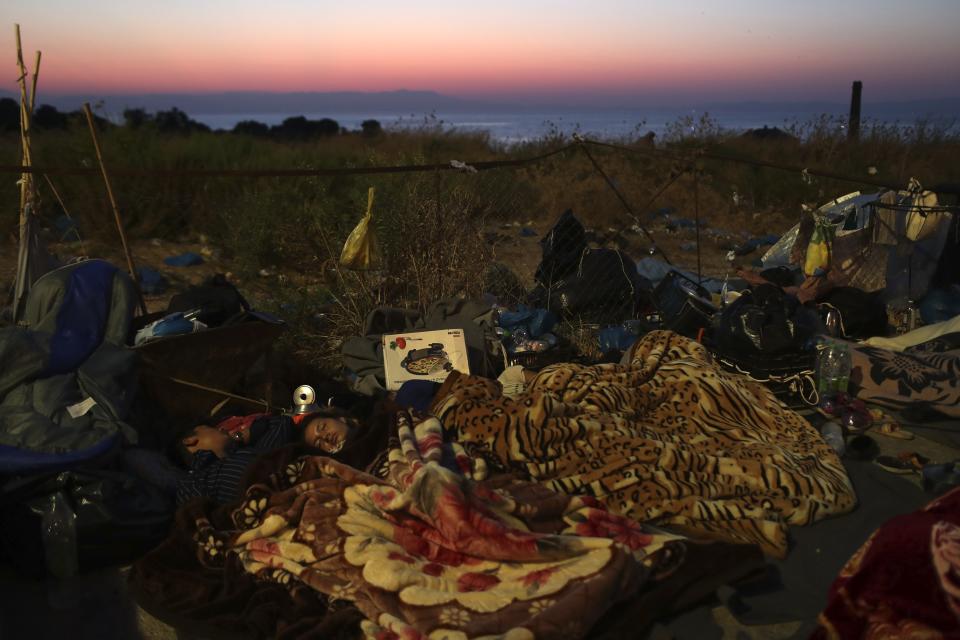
[0, 468, 174, 578]
[534, 209, 588, 285]
[167, 273, 250, 327]
[815, 287, 888, 339]
[716, 285, 816, 355]
[711, 285, 820, 406]
[654, 270, 717, 339]
[538, 248, 648, 322]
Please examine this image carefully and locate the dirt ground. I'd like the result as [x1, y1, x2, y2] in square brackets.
[2, 200, 793, 321]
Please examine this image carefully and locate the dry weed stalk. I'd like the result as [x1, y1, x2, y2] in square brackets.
[294, 182, 495, 371]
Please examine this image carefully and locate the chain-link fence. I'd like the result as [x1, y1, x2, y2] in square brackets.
[7, 133, 958, 374]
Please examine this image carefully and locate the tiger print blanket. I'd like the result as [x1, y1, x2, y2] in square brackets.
[431, 330, 857, 557]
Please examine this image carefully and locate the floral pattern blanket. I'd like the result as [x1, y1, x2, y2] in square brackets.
[155, 415, 691, 640]
[431, 330, 857, 558]
[850, 331, 960, 418]
[814, 487, 960, 639]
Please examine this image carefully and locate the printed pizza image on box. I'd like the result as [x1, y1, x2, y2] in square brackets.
[382, 329, 469, 391]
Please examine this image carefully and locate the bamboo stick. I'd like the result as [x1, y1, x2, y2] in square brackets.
[14, 25, 34, 300]
[82, 103, 148, 315]
[14, 25, 33, 212]
[29, 50, 41, 113]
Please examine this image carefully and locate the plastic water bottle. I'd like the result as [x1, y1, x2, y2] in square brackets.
[42, 491, 79, 579]
[42, 491, 80, 608]
[817, 339, 852, 395]
[820, 421, 846, 456]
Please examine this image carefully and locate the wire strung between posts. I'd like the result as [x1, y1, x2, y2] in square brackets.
[0, 143, 579, 179]
[575, 140, 675, 265]
[579, 138, 907, 191]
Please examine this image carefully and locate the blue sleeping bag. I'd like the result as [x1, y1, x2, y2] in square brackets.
[0, 260, 137, 474]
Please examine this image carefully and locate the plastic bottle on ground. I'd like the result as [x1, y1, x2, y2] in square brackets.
[42, 491, 80, 609]
[817, 339, 852, 396]
[820, 421, 846, 456]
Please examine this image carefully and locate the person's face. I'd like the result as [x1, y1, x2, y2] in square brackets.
[303, 416, 353, 453]
[182, 425, 230, 458]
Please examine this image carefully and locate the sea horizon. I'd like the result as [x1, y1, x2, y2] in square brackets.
[188, 105, 959, 144]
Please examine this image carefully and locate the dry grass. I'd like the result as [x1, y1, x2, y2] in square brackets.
[3, 114, 958, 372]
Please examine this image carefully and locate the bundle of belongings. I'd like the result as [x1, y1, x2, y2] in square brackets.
[530, 209, 653, 324]
[749, 184, 958, 321]
[626, 184, 960, 413]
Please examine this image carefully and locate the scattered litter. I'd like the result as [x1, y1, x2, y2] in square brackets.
[134, 311, 207, 345]
[53, 215, 80, 242]
[137, 266, 168, 295]
[520, 227, 537, 237]
[163, 251, 204, 267]
[449, 159, 478, 173]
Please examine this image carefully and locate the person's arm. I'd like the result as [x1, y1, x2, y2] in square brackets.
[176, 448, 264, 505]
[175, 450, 218, 505]
[248, 416, 297, 452]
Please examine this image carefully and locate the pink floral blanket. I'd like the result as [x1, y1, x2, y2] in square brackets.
[191, 414, 687, 639]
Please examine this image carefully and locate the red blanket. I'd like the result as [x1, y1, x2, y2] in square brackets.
[815, 487, 960, 639]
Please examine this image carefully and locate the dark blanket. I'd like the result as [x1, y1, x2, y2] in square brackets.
[0, 260, 138, 471]
[813, 486, 960, 639]
[850, 332, 960, 418]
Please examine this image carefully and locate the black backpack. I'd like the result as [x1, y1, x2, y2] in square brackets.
[710, 285, 821, 407]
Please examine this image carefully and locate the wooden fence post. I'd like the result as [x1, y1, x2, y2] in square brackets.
[848, 81, 862, 142]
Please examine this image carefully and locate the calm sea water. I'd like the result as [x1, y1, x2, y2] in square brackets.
[190, 105, 955, 144]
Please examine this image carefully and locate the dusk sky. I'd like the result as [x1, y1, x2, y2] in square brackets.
[4, 0, 960, 104]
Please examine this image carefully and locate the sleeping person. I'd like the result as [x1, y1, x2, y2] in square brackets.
[430, 329, 858, 558]
[176, 403, 391, 505]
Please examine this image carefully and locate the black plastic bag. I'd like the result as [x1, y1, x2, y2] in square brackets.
[535, 249, 649, 323]
[167, 273, 250, 327]
[653, 270, 717, 339]
[534, 209, 587, 285]
[815, 287, 888, 339]
[0, 468, 174, 578]
[715, 285, 819, 356]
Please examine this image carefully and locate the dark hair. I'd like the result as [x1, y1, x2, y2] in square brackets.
[300, 405, 358, 428]
[167, 409, 238, 468]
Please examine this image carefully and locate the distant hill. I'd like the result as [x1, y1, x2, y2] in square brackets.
[0, 89, 498, 115]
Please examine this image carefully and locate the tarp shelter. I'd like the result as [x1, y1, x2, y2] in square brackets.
[784, 188, 954, 302]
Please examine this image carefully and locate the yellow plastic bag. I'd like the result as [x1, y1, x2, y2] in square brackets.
[339, 187, 381, 270]
[803, 217, 835, 277]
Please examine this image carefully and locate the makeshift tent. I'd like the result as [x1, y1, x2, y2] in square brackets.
[778, 187, 955, 302]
